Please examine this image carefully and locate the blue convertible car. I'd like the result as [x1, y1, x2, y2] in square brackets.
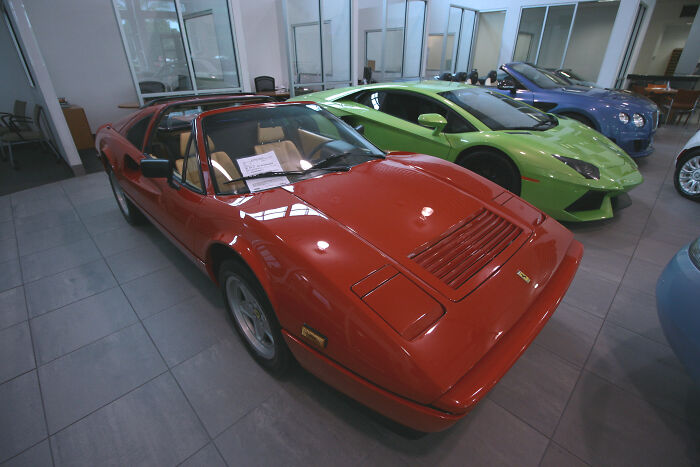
[494, 62, 659, 158]
[657, 237, 700, 382]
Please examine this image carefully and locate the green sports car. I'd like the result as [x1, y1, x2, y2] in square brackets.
[292, 82, 643, 222]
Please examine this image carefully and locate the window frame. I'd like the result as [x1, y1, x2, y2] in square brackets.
[178, 127, 206, 194]
[125, 114, 154, 151]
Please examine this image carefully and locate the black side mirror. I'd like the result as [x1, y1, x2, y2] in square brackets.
[354, 124, 365, 135]
[141, 158, 170, 178]
[498, 78, 516, 92]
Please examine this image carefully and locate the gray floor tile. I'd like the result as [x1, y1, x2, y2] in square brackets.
[105, 242, 178, 284]
[621, 257, 665, 295]
[0, 372, 47, 463]
[561, 269, 619, 318]
[50, 373, 207, 467]
[607, 285, 667, 345]
[539, 442, 589, 467]
[534, 302, 603, 368]
[0, 322, 35, 384]
[63, 175, 111, 206]
[20, 238, 101, 283]
[145, 294, 232, 368]
[568, 224, 638, 257]
[634, 236, 684, 267]
[369, 398, 549, 467]
[11, 182, 64, 207]
[578, 245, 631, 283]
[122, 266, 200, 319]
[585, 321, 700, 424]
[30, 287, 138, 365]
[179, 443, 226, 467]
[0, 196, 11, 222]
[82, 209, 128, 236]
[73, 196, 119, 221]
[488, 345, 580, 436]
[0, 287, 27, 331]
[0, 440, 52, 467]
[0, 259, 22, 293]
[38, 323, 166, 433]
[0, 237, 18, 263]
[24, 260, 117, 318]
[12, 195, 72, 220]
[173, 337, 279, 437]
[553, 370, 700, 466]
[92, 224, 164, 257]
[13, 207, 80, 236]
[17, 222, 89, 257]
[0, 220, 14, 241]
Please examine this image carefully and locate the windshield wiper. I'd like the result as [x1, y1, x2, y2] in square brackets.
[224, 167, 348, 184]
[306, 150, 385, 171]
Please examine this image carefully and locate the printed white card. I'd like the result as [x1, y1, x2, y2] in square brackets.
[237, 151, 289, 192]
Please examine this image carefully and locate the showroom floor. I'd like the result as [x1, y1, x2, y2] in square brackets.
[1, 125, 699, 467]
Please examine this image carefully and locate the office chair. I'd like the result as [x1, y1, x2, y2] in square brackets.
[453, 72, 468, 82]
[484, 70, 498, 86]
[467, 70, 479, 85]
[255, 76, 276, 92]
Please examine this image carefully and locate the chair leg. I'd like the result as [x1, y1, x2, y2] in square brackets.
[8, 143, 17, 170]
[0, 141, 6, 162]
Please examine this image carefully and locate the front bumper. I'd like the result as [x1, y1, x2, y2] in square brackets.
[284, 239, 583, 432]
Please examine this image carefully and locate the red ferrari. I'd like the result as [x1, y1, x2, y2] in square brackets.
[96, 94, 582, 432]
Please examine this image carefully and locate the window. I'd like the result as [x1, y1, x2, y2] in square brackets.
[179, 135, 204, 192]
[112, 0, 243, 105]
[126, 115, 153, 149]
[353, 91, 473, 133]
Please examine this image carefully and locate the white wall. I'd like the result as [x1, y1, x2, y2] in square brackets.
[633, 0, 699, 75]
[0, 13, 37, 115]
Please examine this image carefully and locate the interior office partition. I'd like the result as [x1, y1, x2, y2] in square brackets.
[112, 0, 245, 105]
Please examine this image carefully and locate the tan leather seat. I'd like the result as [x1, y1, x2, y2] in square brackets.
[297, 128, 332, 156]
[210, 151, 246, 193]
[180, 132, 215, 156]
[254, 125, 303, 171]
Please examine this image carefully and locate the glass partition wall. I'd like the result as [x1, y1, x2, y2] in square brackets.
[282, 0, 352, 96]
[113, 0, 243, 105]
[362, 0, 427, 82]
[513, 1, 620, 83]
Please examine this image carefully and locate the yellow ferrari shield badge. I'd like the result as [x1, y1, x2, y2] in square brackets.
[516, 270, 531, 284]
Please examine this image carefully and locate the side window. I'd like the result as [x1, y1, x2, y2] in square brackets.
[382, 92, 474, 134]
[125, 115, 152, 149]
[180, 134, 204, 192]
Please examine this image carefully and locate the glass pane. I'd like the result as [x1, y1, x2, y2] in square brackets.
[445, 7, 462, 72]
[536, 5, 575, 69]
[321, 0, 351, 82]
[288, 0, 322, 84]
[403, 0, 425, 77]
[472, 11, 506, 77]
[514, 7, 545, 63]
[455, 9, 476, 74]
[115, 0, 192, 93]
[383, 0, 407, 80]
[180, 0, 240, 90]
[563, 1, 620, 82]
[426, 34, 443, 73]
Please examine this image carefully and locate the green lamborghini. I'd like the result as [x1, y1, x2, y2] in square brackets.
[291, 82, 643, 222]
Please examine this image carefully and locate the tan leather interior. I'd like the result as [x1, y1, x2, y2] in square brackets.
[254, 125, 303, 171]
[172, 156, 202, 190]
[298, 128, 332, 156]
[210, 151, 246, 192]
[179, 132, 215, 156]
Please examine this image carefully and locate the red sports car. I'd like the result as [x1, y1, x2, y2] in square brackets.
[96, 95, 583, 432]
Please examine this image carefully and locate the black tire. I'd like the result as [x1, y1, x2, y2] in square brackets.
[674, 150, 700, 201]
[560, 112, 595, 129]
[107, 168, 146, 225]
[457, 149, 521, 195]
[219, 259, 291, 375]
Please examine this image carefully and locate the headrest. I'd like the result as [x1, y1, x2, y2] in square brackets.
[258, 126, 284, 144]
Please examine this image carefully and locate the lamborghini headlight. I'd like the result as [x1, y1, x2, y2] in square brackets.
[552, 154, 600, 180]
[632, 113, 644, 127]
[618, 112, 630, 124]
[690, 237, 700, 270]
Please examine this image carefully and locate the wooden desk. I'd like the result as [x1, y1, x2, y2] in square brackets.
[118, 102, 140, 109]
[61, 105, 94, 150]
[256, 90, 290, 101]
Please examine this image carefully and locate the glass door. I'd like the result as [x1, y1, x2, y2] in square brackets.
[440, 6, 477, 75]
[471, 10, 506, 77]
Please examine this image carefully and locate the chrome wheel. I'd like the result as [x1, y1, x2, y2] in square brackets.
[226, 275, 275, 359]
[678, 155, 700, 195]
[109, 170, 130, 214]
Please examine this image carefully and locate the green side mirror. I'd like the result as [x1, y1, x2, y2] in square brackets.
[417, 113, 447, 135]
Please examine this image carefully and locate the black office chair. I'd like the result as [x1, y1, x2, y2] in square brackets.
[485, 70, 498, 86]
[139, 81, 166, 94]
[255, 76, 275, 92]
[453, 72, 468, 82]
[467, 70, 479, 85]
[439, 72, 453, 81]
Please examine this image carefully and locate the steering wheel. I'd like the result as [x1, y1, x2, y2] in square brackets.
[308, 139, 336, 161]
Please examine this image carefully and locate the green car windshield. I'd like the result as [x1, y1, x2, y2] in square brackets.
[440, 89, 555, 131]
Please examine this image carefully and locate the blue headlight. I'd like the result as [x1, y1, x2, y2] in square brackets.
[618, 112, 630, 124]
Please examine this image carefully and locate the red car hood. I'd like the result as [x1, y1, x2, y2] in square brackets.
[291, 157, 533, 302]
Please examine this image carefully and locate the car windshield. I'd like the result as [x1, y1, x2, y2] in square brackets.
[202, 104, 384, 195]
[510, 63, 570, 89]
[439, 88, 555, 131]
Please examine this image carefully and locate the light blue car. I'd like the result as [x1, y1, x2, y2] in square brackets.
[656, 236, 700, 382]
